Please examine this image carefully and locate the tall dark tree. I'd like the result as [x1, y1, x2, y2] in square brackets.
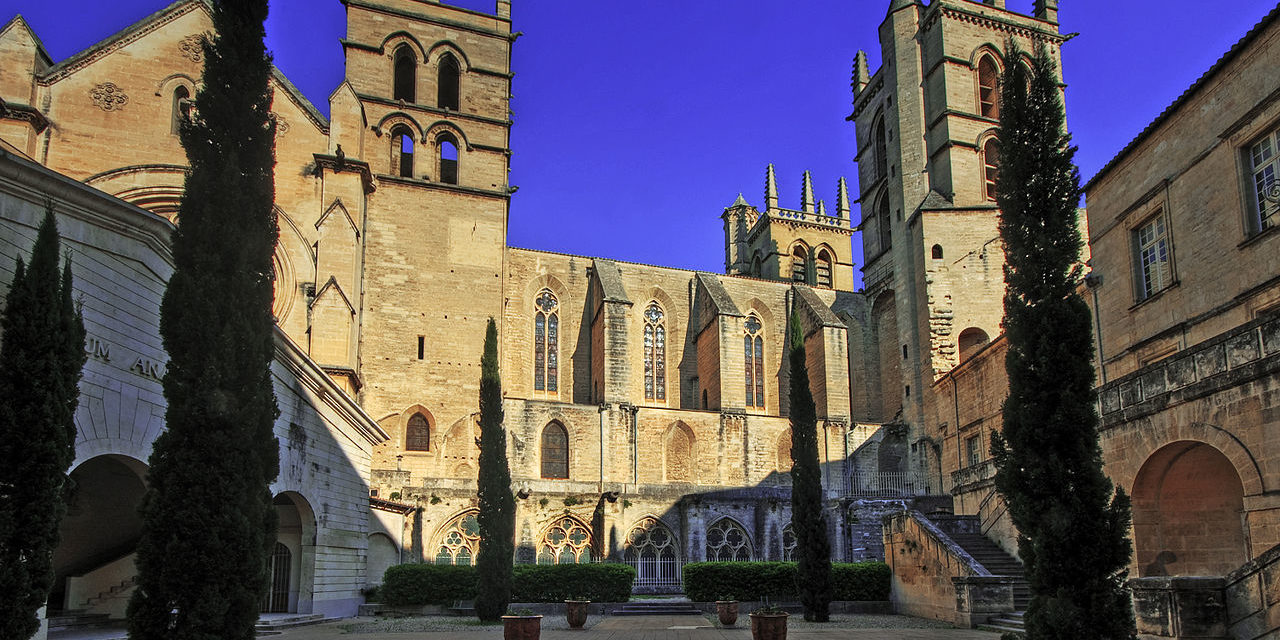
[475, 317, 514, 621]
[127, 1, 280, 638]
[787, 310, 831, 622]
[990, 42, 1135, 640]
[0, 208, 86, 640]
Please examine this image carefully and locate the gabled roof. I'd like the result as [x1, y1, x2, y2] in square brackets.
[38, 0, 210, 83]
[0, 15, 53, 67]
[1084, 4, 1280, 192]
[592, 258, 630, 305]
[271, 65, 329, 132]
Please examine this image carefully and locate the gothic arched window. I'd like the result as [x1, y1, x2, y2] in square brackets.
[435, 511, 480, 565]
[643, 303, 666, 401]
[438, 132, 459, 184]
[393, 45, 416, 102]
[391, 125, 414, 178]
[744, 315, 764, 409]
[171, 85, 192, 134]
[815, 249, 833, 288]
[624, 518, 680, 588]
[982, 137, 999, 201]
[406, 412, 431, 451]
[538, 517, 592, 564]
[781, 523, 798, 561]
[706, 519, 752, 561]
[534, 290, 559, 393]
[873, 117, 888, 180]
[541, 421, 569, 479]
[877, 193, 892, 254]
[978, 54, 1000, 119]
[438, 53, 460, 110]
[791, 245, 808, 283]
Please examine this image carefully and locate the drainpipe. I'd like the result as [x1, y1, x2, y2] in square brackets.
[1086, 273, 1106, 383]
[598, 403, 606, 493]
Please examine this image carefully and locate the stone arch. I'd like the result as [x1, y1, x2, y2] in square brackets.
[957, 326, 990, 363]
[705, 517, 753, 561]
[271, 491, 318, 613]
[423, 120, 472, 150]
[978, 129, 1000, 201]
[789, 241, 810, 282]
[366, 533, 398, 586]
[431, 509, 480, 565]
[1131, 441, 1248, 577]
[380, 31, 427, 61]
[425, 40, 473, 71]
[540, 420, 570, 479]
[442, 413, 480, 464]
[623, 515, 682, 591]
[375, 112, 425, 140]
[536, 514, 593, 564]
[663, 421, 696, 483]
[870, 290, 901, 421]
[1114, 422, 1265, 497]
[398, 405, 436, 453]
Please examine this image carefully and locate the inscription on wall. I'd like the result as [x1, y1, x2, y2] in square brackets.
[85, 335, 166, 381]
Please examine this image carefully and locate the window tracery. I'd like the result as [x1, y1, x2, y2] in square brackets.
[643, 303, 666, 401]
[534, 290, 559, 393]
[435, 511, 480, 565]
[781, 523, 798, 561]
[706, 519, 752, 561]
[624, 517, 680, 587]
[744, 315, 764, 409]
[537, 517, 592, 564]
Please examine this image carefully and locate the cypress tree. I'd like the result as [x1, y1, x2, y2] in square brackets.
[990, 42, 1135, 640]
[475, 317, 514, 621]
[0, 208, 86, 640]
[127, 1, 280, 638]
[787, 310, 831, 622]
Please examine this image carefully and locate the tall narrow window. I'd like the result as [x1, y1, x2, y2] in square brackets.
[877, 194, 892, 254]
[391, 125, 414, 178]
[438, 53, 460, 110]
[438, 133, 459, 185]
[982, 138, 999, 201]
[1248, 126, 1279, 232]
[406, 413, 431, 451]
[815, 249, 833, 288]
[873, 118, 887, 180]
[171, 85, 191, 134]
[643, 302, 666, 401]
[541, 422, 569, 479]
[1135, 212, 1172, 299]
[393, 45, 416, 102]
[744, 315, 764, 408]
[977, 55, 1000, 119]
[791, 245, 808, 282]
[534, 289, 558, 393]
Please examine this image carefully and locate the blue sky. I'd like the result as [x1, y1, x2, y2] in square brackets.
[7, 1, 1276, 286]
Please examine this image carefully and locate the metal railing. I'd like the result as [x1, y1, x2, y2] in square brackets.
[844, 470, 929, 497]
[628, 554, 682, 589]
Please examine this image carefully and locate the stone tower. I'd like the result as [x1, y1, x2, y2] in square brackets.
[723, 165, 856, 292]
[327, 0, 515, 475]
[849, 0, 1064, 466]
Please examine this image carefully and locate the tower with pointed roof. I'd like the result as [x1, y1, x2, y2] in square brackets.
[722, 165, 856, 292]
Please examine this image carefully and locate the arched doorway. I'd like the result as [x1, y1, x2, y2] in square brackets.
[367, 533, 399, 587]
[53, 455, 148, 616]
[267, 492, 317, 613]
[1131, 441, 1247, 576]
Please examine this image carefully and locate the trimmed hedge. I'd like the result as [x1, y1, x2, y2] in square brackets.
[380, 562, 637, 605]
[682, 562, 890, 602]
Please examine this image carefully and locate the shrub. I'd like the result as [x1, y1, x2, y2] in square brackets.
[380, 562, 637, 605]
[512, 563, 635, 602]
[381, 564, 477, 606]
[683, 562, 890, 602]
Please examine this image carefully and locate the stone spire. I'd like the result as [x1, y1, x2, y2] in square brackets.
[730, 193, 749, 208]
[836, 177, 850, 219]
[765, 164, 778, 211]
[817, 200, 827, 217]
[853, 50, 870, 98]
[801, 170, 815, 213]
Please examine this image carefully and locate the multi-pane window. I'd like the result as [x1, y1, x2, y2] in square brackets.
[706, 519, 752, 561]
[977, 55, 1000, 119]
[624, 518, 680, 588]
[643, 303, 666, 401]
[966, 434, 982, 468]
[537, 517, 592, 564]
[533, 290, 558, 393]
[1249, 127, 1279, 232]
[744, 315, 764, 408]
[406, 413, 430, 451]
[781, 524, 798, 561]
[1135, 212, 1172, 299]
[435, 512, 480, 565]
[541, 422, 569, 479]
[982, 138, 999, 201]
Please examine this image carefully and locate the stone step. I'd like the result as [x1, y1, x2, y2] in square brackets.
[255, 614, 329, 631]
[611, 602, 702, 616]
[47, 612, 112, 632]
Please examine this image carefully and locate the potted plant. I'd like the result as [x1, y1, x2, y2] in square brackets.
[749, 603, 788, 640]
[715, 596, 739, 626]
[564, 597, 590, 629]
[502, 608, 542, 640]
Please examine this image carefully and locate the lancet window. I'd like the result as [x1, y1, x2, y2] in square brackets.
[643, 303, 666, 401]
[791, 245, 808, 283]
[982, 138, 999, 201]
[438, 132, 459, 184]
[438, 53, 460, 110]
[435, 511, 480, 565]
[406, 413, 430, 451]
[533, 290, 559, 393]
[815, 249, 833, 288]
[781, 523, 798, 561]
[624, 518, 681, 588]
[390, 125, 414, 178]
[744, 315, 764, 409]
[393, 45, 416, 102]
[541, 421, 569, 479]
[978, 54, 1000, 119]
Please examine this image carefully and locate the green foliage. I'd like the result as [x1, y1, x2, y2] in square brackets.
[381, 563, 636, 605]
[991, 42, 1135, 640]
[787, 311, 832, 622]
[683, 562, 889, 603]
[475, 318, 515, 621]
[0, 208, 86, 640]
[127, 2, 281, 638]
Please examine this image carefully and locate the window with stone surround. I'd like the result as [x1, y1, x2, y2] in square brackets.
[406, 413, 430, 451]
[781, 523, 798, 561]
[533, 289, 559, 393]
[1247, 126, 1280, 233]
[744, 315, 764, 408]
[1133, 210, 1173, 300]
[438, 52, 460, 110]
[977, 54, 1000, 119]
[643, 302, 666, 401]
[537, 516, 592, 564]
[438, 132, 459, 185]
[393, 45, 416, 102]
[706, 518, 752, 561]
[434, 511, 480, 565]
[791, 244, 809, 283]
[624, 517, 680, 587]
[815, 249, 833, 288]
[966, 433, 982, 468]
[877, 192, 892, 254]
[171, 85, 192, 135]
[982, 137, 999, 201]
[873, 116, 888, 180]
[390, 125, 414, 178]
[541, 421, 569, 479]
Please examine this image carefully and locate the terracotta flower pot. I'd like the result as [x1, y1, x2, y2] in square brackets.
[749, 611, 788, 640]
[716, 600, 739, 626]
[502, 615, 542, 640]
[564, 600, 589, 629]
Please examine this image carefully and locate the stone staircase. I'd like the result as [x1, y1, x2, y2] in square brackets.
[931, 515, 1028, 634]
[611, 599, 703, 616]
[981, 610, 1026, 635]
[46, 610, 117, 633]
[255, 613, 331, 634]
[80, 577, 137, 610]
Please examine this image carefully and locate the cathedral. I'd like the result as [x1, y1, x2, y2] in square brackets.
[1, 0, 1278, 636]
